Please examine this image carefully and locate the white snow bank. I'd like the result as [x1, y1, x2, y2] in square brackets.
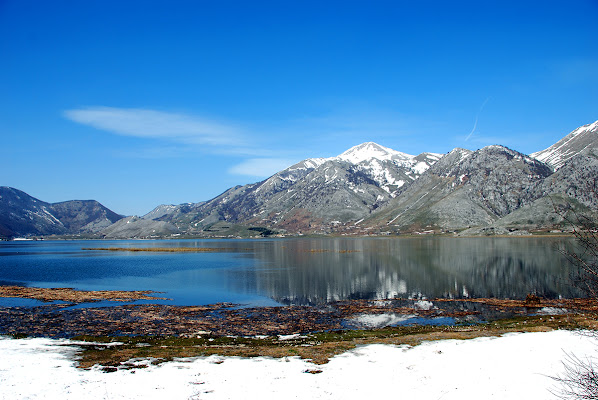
[1, 331, 597, 399]
[351, 313, 414, 328]
[537, 307, 569, 315]
[414, 299, 434, 310]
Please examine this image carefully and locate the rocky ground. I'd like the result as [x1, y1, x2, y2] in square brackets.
[2, 286, 598, 369]
[1, 287, 597, 338]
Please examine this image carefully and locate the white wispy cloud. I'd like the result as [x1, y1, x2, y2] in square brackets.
[228, 158, 297, 178]
[64, 107, 245, 146]
[63, 104, 437, 178]
[64, 106, 300, 176]
[465, 97, 491, 142]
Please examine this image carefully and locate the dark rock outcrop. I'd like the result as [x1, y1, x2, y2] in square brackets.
[0, 187, 123, 238]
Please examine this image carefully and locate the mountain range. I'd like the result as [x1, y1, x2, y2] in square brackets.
[0, 187, 123, 238]
[2, 120, 597, 239]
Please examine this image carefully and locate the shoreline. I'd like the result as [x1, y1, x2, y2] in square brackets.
[1, 286, 597, 368]
[0, 285, 169, 303]
[2, 286, 596, 338]
[1, 231, 576, 241]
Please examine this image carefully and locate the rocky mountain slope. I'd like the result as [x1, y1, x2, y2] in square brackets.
[99, 216, 180, 239]
[158, 143, 442, 234]
[483, 147, 598, 233]
[0, 187, 123, 238]
[158, 120, 596, 237]
[531, 120, 598, 170]
[141, 204, 184, 221]
[363, 146, 554, 233]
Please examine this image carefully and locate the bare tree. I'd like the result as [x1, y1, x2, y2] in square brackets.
[561, 212, 598, 298]
[552, 353, 598, 399]
[552, 188, 598, 399]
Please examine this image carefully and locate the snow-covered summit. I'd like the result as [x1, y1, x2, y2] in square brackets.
[531, 120, 598, 170]
[336, 142, 414, 164]
[570, 120, 598, 137]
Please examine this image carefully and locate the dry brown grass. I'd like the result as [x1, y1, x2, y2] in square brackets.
[83, 247, 241, 253]
[0, 286, 168, 303]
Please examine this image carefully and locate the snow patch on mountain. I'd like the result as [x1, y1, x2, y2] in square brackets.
[142, 204, 180, 220]
[330, 142, 442, 194]
[532, 120, 598, 170]
[301, 158, 328, 169]
[336, 142, 413, 164]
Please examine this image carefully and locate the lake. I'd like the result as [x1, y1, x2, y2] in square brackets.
[0, 237, 584, 307]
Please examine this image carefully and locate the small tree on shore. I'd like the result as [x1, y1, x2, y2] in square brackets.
[561, 212, 598, 298]
[552, 187, 598, 399]
[553, 353, 598, 400]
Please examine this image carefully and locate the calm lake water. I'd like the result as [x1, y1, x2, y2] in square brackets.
[0, 237, 584, 307]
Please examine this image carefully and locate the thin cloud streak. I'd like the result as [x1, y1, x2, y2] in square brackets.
[64, 107, 245, 146]
[63, 106, 302, 174]
[465, 97, 491, 141]
[63, 105, 445, 177]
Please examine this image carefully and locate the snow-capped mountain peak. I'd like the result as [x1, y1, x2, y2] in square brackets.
[335, 142, 414, 164]
[571, 120, 598, 137]
[531, 120, 598, 170]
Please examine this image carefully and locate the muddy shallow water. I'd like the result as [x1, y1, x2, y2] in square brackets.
[1, 295, 594, 338]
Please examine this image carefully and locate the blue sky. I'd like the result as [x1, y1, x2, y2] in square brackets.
[2, 0, 597, 216]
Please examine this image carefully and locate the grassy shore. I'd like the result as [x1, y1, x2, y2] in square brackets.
[67, 313, 596, 370]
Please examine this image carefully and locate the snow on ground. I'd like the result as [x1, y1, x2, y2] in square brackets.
[350, 312, 415, 328]
[1, 330, 597, 399]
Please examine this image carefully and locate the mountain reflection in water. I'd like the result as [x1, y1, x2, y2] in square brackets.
[231, 237, 581, 305]
[0, 237, 582, 307]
